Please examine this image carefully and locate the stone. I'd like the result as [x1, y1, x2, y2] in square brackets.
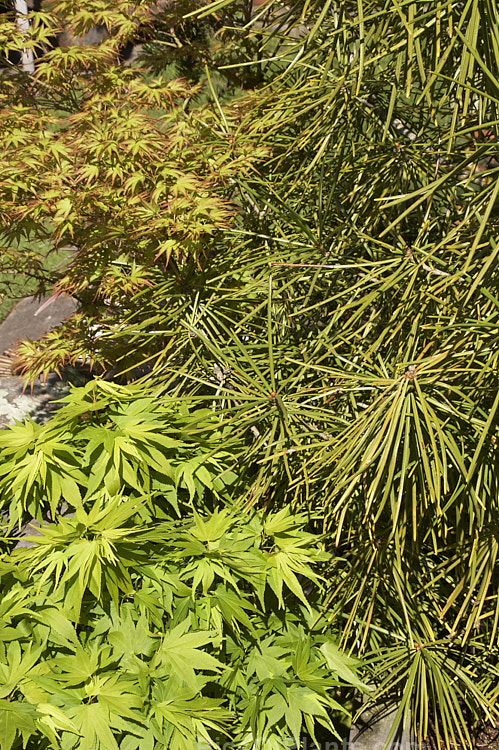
[0, 294, 76, 426]
[0, 374, 68, 426]
[349, 701, 417, 750]
[0, 295, 77, 356]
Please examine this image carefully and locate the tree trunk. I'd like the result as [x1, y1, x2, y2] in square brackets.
[14, 0, 35, 73]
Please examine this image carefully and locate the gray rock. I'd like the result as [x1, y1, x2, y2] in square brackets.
[349, 700, 416, 750]
[0, 375, 68, 426]
[0, 295, 77, 356]
[12, 518, 42, 549]
[0, 294, 76, 426]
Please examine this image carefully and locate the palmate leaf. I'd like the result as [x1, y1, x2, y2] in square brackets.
[246, 638, 288, 681]
[0, 699, 37, 750]
[284, 684, 338, 746]
[0, 641, 45, 700]
[237, 623, 358, 747]
[107, 606, 156, 663]
[206, 586, 256, 633]
[12, 497, 149, 617]
[66, 702, 121, 750]
[0, 417, 84, 528]
[150, 620, 223, 692]
[33, 668, 145, 749]
[0, 413, 358, 749]
[163, 1, 499, 745]
[320, 642, 368, 692]
[0, 2, 266, 381]
[30, 607, 79, 649]
[35, 702, 82, 745]
[0, 588, 32, 630]
[0, 378, 243, 528]
[3, 1, 499, 747]
[149, 682, 231, 750]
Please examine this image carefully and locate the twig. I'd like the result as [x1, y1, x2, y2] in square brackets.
[405, 248, 451, 277]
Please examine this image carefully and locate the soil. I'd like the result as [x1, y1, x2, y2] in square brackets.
[425, 720, 499, 749]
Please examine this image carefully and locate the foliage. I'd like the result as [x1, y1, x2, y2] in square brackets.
[1, 0, 499, 747]
[0, 378, 241, 530]
[125, 1, 499, 746]
[0, 0, 265, 377]
[140, 0, 267, 92]
[0, 236, 68, 323]
[0, 379, 361, 750]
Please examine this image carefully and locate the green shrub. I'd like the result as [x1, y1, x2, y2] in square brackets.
[0, 1, 266, 379]
[0, 380, 363, 749]
[2, 1, 499, 746]
[0, 379, 241, 530]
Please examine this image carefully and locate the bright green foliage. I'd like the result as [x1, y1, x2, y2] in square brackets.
[133, 3, 498, 747]
[0, 381, 360, 749]
[1, 0, 499, 747]
[81, 1, 499, 746]
[0, 379, 239, 530]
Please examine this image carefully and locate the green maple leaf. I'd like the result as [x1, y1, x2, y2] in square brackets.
[320, 641, 368, 690]
[0, 700, 36, 750]
[108, 606, 156, 663]
[150, 620, 223, 691]
[0, 641, 44, 700]
[67, 702, 119, 750]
